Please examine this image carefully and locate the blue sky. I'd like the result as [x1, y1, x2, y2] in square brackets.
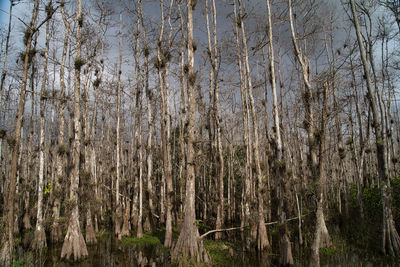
[0, 0, 11, 26]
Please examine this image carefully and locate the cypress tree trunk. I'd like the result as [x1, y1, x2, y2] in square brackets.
[171, 0, 209, 262]
[51, 0, 69, 243]
[238, 0, 270, 251]
[115, 12, 124, 240]
[33, 0, 52, 250]
[61, 0, 88, 260]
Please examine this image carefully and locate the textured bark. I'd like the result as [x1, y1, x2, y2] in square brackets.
[61, 207, 88, 260]
[0, 0, 39, 264]
[85, 208, 97, 245]
[171, 0, 209, 262]
[310, 201, 331, 267]
[280, 232, 294, 267]
[23, 190, 32, 230]
[60, 0, 88, 260]
[120, 199, 131, 238]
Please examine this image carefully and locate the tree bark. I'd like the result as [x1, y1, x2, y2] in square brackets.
[115, 13, 123, 239]
[238, 0, 270, 251]
[61, 0, 88, 260]
[33, 0, 52, 250]
[171, 0, 209, 262]
[232, 0, 252, 247]
[266, 0, 293, 263]
[206, 0, 225, 240]
[51, 0, 69, 243]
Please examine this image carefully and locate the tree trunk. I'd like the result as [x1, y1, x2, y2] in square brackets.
[115, 13, 123, 239]
[232, 0, 252, 247]
[238, 0, 270, 251]
[138, 0, 155, 227]
[61, 0, 88, 260]
[51, 0, 69, 243]
[156, 0, 173, 247]
[171, 1, 209, 262]
[33, 0, 52, 250]
[266, 0, 292, 262]
[206, 0, 225, 240]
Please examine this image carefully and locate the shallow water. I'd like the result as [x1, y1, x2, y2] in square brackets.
[14, 235, 400, 266]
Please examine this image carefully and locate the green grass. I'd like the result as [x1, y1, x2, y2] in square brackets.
[120, 234, 161, 248]
[204, 240, 235, 266]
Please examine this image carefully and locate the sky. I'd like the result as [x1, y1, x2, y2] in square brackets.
[0, 0, 11, 26]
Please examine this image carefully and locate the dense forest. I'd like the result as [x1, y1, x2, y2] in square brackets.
[0, 0, 400, 266]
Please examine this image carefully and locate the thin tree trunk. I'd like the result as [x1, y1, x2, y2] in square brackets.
[156, 0, 173, 247]
[115, 13, 123, 239]
[238, 0, 270, 251]
[33, 0, 52, 250]
[132, 10, 144, 239]
[138, 0, 155, 227]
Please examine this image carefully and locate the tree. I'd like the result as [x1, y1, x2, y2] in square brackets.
[237, 0, 270, 251]
[32, 0, 53, 251]
[155, 0, 173, 247]
[288, 0, 331, 265]
[61, 0, 89, 260]
[51, 0, 70, 243]
[171, 0, 209, 262]
[205, 0, 225, 241]
[265, 0, 294, 264]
